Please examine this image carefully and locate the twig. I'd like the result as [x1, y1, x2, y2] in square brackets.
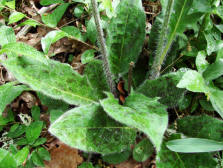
[128, 62, 134, 94]
[91, 0, 118, 97]
[16, 4, 58, 38]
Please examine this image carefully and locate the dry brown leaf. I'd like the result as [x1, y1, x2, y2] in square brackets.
[44, 140, 83, 168]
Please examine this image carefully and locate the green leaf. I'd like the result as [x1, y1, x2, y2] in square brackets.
[167, 138, 223, 153]
[199, 99, 214, 111]
[31, 106, 40, 121]
[189, 0, 212, 14]
[0, 42, 48, 64]
[195, 51, 209, 73]
[203, 59, 223, 81]
[84, 59, 109, 99]
[0, 26, 16, 46]
[100, 91, 168, 151]
[78, 162, 94, 168]
[49, 104, 136, 154]
[26, 121, 43, 144]
[157, 139, 217, 168]
[41, 30, 67, 54]
[81, 49, 95, 64]
[133, 138, 153, 162]
[8, 12, 25, 24]
[14, 146, 29, 166]
[102, 149, 131, 164]
[61, 26, 83, 41]
[36, 147, 50, 161]
[204, 31, 223, 55]
[0, 110, 14, 127]
[5, 0, 15, 9]
[177, 70, 208, 93]
[209, 88, 223, 118]
[18, 19, 40, 27]
[74, 5, 84, 18]
[50, 109, 65, 123]
[31, 150, 44, 167]
[41, 3, 69, 28]
[107, 0, 146, 76]
[86, 17, 97, 44]
[32, 138, 47, 147]
[7, 124, 26, 138]
[176, 115, 223, 141]
[0, 148, 17, 168]
[3, 56, 98, 106]
[137, 70, 186, 107]
[40, 0, 64, 6]
[0, 82, 29, 115]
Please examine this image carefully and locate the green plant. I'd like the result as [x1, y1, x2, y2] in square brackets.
[0, 0, 223, 167]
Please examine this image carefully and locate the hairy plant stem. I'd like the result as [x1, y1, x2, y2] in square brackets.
[91, 0, 118, 97]
[149, 0, 174, 80]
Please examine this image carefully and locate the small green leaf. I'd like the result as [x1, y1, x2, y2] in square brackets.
[133, 138, 153, 162]
[41, 3, 69, 27]
[49, 104, 136, 154]
[37, 147, 50, 161]
[61, 26, 83, 41]
[74, 5, 84, 18]
[31, 150, 44, 167]
[107, 0, 146, 76]
[195, 51, 209, 73]
[0, 82, 29, 115]
[5, 0, 15, 9]
[8, 12, 25, 24]
[100, 91, 168, 151]
[102, 149, 131, 164]
[3, 56, 98, 106]
[78, 162, 94, 168]
[0, 26, 16, 46]
[0, 110, 14, 127]
[18, 19, 40, 27]
[26, 121, 43, 144]
[0, 148, 17, 168]
[0, 42, 48, 64]
[199, 99, 214, 111]
[177, 70, 208, 93]
[167, 138, 223, 153]
[40, 0, 64, 6]
[41, 30, 67, 54]
[14, 146, 29, 166]
[203, 59, 223, 81]
[81, 49, 95, 64]
[32, 138, 47, 147]
[7, 124, 26, 138]
[31, 106, 40, 121]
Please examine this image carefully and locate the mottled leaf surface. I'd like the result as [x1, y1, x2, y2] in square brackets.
[84, 59, 109, 99]
[49, 104, 136, 154]
[176, 115, 223, 141]
[0, 26, 16, 46]
[137, 70, 186, 107]
[3, 56, 98, 106]
[100, 92, 168, 151]
[107, 0, 146, 76]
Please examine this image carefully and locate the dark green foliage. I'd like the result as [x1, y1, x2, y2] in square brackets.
[84, 59, 109, 99]
[137, 70, 186, 107]
[102, 149, 131, 164]
[106, 0, 146, 76]
[176, 115, 223, 141]
[133, 138, 153, 162]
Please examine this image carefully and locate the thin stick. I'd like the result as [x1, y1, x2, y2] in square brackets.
[128, 62, 134, 94]
[91, 0, 118, 97]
